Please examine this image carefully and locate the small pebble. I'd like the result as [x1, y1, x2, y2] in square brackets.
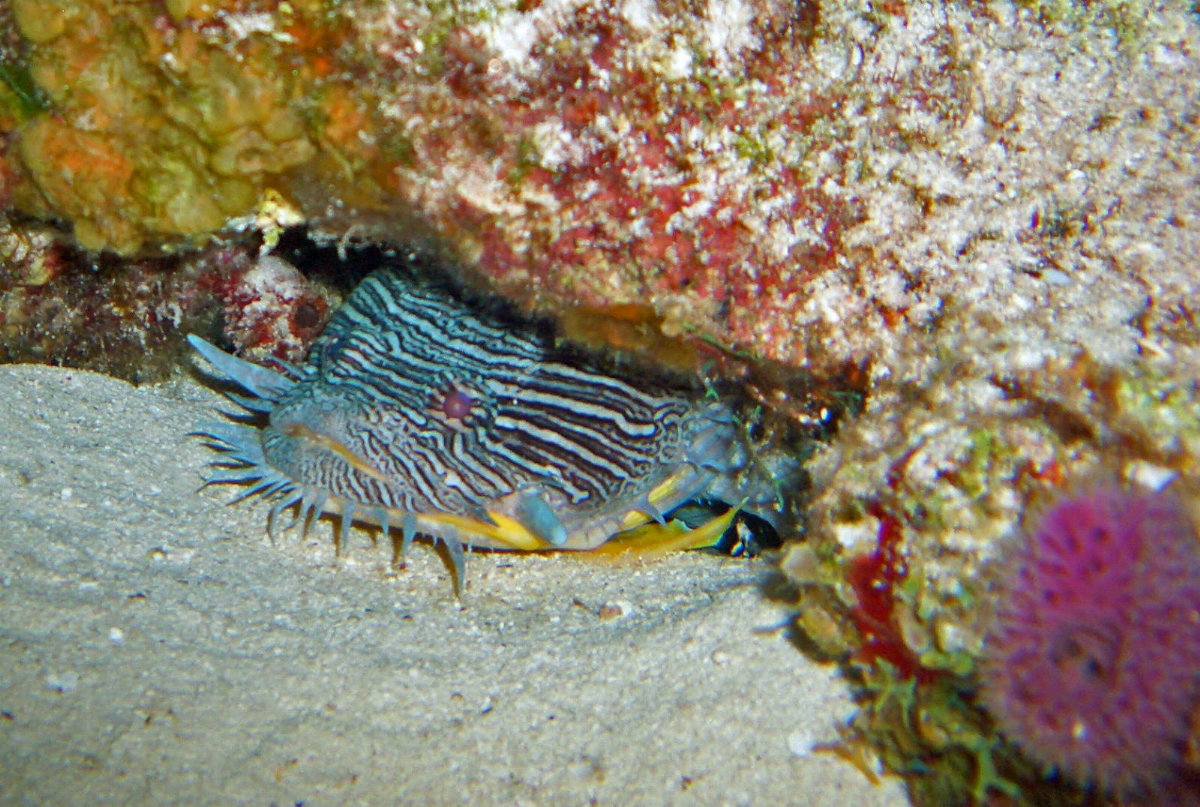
[44, 672, 80, 693]
[787, 729, 816, 758]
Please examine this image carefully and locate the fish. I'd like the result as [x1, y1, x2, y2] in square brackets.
[189, 258, 792, 590]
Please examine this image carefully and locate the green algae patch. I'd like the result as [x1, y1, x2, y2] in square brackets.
[0, 59, 49, 122]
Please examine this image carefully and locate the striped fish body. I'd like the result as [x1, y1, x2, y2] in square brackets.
[191, 262, 775, 583]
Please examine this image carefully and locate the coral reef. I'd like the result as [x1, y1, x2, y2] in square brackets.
[0, 0, 1194, 376]
[980, 485, 1200, 797]
[0, 220, 341, 379]
[8, 0, 316, 254]
[0, 217, 213, 380]
[782, 348, 1200, 804]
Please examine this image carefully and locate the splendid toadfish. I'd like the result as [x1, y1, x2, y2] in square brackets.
[189, 258, 792, 590]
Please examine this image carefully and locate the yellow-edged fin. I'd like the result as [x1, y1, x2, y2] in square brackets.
[418, 510, 548, 551]
[596, 508, 738, 555]
[619, 466, 693, 531]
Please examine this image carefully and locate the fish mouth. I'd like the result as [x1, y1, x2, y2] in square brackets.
[280, 422, 391, 485]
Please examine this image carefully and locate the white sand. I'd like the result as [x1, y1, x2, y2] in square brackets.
[0, 364, 909, 806]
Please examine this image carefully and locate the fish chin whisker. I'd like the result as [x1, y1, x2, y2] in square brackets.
[338, 502, 357, 551]
[299, 491, 329, 540]
[225, 392, 276, 415]
[266, 490, 305, 541]
[199, 467, 267, 486]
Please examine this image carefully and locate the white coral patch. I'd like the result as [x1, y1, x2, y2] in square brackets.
[704, 0, 757, 70]
[832, 517, 880, 552]
[663, 38, 694, 80]
[476, 0, 587, 70]
[243, 255, 307, 301]
[530, 120, 576, 170]
[215, 10, 278, 41]
[620, 0, 657, 31]
[452, 162, 528, 217]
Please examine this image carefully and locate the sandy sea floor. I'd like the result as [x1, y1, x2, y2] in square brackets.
[0, 363, 908, 806]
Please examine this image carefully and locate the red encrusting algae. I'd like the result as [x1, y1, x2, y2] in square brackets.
[847, 504, 937, 684]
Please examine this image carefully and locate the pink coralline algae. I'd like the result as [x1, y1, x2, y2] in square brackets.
[382, 5, 855, 369]
[980, 486, 1200, 796]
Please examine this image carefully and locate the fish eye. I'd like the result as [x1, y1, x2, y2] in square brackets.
[442, 387, 474, 419]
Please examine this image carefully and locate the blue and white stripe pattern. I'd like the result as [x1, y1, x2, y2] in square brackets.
[190, 262, 785, 589]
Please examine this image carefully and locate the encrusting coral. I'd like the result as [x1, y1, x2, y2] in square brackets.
[8, 0, 315, 255]
[2, 0, 1197, 379]
[781, 347, 1200, 804]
